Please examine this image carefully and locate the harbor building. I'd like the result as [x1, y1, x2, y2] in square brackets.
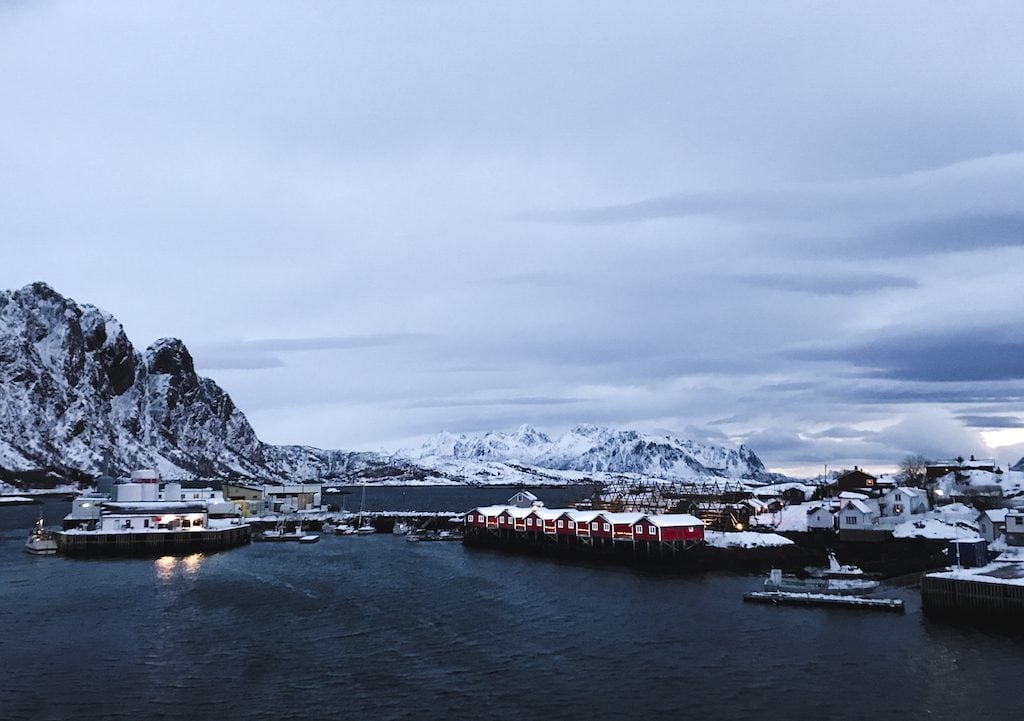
[59, 469, 250, 556]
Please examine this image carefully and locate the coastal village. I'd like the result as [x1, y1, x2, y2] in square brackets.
[9, 450, 1024, 626]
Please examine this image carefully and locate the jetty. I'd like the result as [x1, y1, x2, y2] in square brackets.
[743, 591, 905, 612]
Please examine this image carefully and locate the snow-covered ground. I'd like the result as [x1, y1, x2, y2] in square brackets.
[704, 530, 794, 548]
[891, 503, 980, 540]
[753, 504, 812, 532]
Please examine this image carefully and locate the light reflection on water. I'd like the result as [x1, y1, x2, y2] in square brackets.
[154, 553, 205, 579]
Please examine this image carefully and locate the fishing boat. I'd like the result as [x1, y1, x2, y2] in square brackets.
[255, 519, 306, 542]
[763, 568, 879, 595]
[25, 515, 58, 555]
[805, 552, 877, 580]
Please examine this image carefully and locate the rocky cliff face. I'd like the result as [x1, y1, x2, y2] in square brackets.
[0, 282, 357, 484]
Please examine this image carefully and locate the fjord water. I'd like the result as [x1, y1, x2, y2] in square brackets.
[1, 490, 1019, 721]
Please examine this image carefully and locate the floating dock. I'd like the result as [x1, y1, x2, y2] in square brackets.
[743, 590, 905, 612]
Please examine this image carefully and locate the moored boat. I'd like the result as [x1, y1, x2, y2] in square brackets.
[764, 568, 879, 595]
[25, 515, 58, 555]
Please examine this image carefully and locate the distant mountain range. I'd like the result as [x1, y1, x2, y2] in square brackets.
[406, 424, 774, 484]
[0, 281, 799, 487]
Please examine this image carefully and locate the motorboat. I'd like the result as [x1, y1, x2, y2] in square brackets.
[298, 534, 320, 544]
[25, 515, 58, 555]
[255, 520, 305, 542]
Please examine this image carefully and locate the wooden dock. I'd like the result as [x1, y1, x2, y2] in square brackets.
[743, 590, 905, 612]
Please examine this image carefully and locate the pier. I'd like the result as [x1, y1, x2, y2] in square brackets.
[57, 525, 251, 557]
[743, 591, 905, 612]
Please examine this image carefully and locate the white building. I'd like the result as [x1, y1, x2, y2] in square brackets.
[1006, 511, 1024, 546]
[806, 505, 836, 531]
[878, 486, 929, 519]
[838, 499, 880, 531]
[977, 509, 1009, 543]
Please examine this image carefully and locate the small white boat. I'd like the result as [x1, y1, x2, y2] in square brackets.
[392, 520, 414, 536]
[805, 552, 873, 580]
[25, 516, 58, 555]
[256, 520, 305, 542]
[356, 522, 376, 535]
[298, 534, 320, 544]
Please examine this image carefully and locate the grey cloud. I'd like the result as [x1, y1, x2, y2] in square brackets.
[743, 273, 918, 296]
[240, 334, 429, 352]
[192, 334, 428, 371]
[404, 396, 586, 409]
[956, 415, 1024, 429]
[794, 328, 1024, 383]
[842, 213, 1024, 258]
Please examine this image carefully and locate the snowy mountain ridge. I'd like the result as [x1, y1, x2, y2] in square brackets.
[408, 423, 770, 482]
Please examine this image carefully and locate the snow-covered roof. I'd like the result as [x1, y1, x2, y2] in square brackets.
[647, 513, 704, 528]
[806, 505, 834, 516]
[844, 499, 874, 514]
[508, 490, 538, 501]
[839, 491, 869, 500]
[603, 512, 647, 525]
[567, 510, 607, 523]
[979, 509, 1009, 522]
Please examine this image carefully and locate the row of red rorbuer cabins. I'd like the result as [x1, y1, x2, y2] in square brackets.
[464, 505, 705, 545]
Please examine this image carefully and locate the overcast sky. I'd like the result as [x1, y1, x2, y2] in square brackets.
[3, 1, 1024, 475]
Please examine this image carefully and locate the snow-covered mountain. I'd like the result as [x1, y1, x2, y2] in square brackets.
[407, 423, 771, 483]
[0, 282, 361, 484]
[0, 282, 781, 489]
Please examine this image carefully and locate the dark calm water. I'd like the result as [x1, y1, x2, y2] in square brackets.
[1, 488, 1020, 721]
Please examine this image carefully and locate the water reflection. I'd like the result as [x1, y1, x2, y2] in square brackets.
[154, 553, 205, 579]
